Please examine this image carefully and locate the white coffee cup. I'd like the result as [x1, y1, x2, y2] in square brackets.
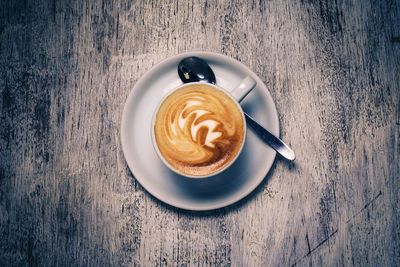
[151, 76, 256, 178]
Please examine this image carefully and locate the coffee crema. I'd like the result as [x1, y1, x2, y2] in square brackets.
[153, 84, 244, 176]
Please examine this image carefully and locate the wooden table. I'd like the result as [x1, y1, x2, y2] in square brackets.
[1, 0, 399, 266]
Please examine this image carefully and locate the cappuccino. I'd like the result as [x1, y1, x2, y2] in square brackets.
[153, 83, 245, 177]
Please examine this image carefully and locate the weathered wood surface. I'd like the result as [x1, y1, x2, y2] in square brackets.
[0, 0, 399, 266]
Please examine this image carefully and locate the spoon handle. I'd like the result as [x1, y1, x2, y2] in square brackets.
[244, 113, 295, 161]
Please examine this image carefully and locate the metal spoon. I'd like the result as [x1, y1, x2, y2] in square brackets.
[178, 56, 295, 161]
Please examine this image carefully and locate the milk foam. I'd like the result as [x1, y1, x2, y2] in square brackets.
[154, 84, 244, 176]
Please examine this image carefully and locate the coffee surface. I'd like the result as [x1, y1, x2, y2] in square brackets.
[154, 84, 245, 176]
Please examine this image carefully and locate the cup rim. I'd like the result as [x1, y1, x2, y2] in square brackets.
[151, 82, 247, 179]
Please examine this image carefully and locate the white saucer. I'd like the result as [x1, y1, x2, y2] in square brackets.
[121, 51, 279, 211]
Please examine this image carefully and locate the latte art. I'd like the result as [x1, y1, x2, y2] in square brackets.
[153, 84, 245, 176]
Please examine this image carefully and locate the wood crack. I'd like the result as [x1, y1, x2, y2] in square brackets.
[292, 191, 384, 266]
[346, 191, 383, 224]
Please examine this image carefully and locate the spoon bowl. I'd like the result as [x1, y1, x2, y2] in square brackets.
[178, 57, 216, 84]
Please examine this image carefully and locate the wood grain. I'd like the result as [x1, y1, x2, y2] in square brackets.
[0, 0, 399, 266]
